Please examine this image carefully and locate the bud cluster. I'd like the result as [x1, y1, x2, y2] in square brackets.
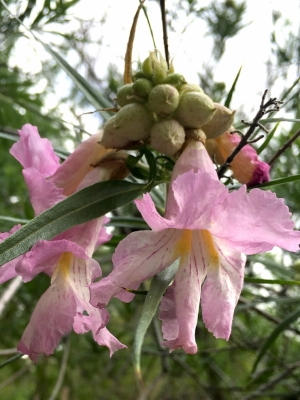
[100, 51, 235, 156]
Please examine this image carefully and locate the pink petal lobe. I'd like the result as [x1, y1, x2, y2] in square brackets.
[160, 231, 207, 354]
[135, 193, 172, 230]
[90, 229, 183, 307]
[17, 276, 77, 362]
[170, 170, 227, 229]
[10, 124, 60, 177]
[166, 141, 218, 218]
[49, 133, 110, 196]
[17, 240, 88, 282]
[210, 186, 300, 253]
[201, 235, 245, 340]
[0, 225, 22, 283]
[23, 168, 65, 216]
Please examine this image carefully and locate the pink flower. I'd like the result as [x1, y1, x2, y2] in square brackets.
[206, 131, 270, 186]
[1, 124, 126, 360]
[90, 140, 300, 354]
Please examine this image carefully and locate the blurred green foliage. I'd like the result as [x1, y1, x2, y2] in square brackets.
[0, 1, 300, 399]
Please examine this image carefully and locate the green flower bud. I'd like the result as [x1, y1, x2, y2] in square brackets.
[132, 78, 154, 98]
[152, 64, 167, 85]
[147, 84, 180, 118]
[115, 103, 154, 141]
[201, 103, 236, 139]
[142, 51, 156, 78]
[116, 84, 145, 107]
[150, 119, 185, 156]
[100, 116, 131, 149]
[174, 91, 216, 128]
[132, 71, 147, 82]
[178, 83, 203, 95]
[163, 73, 187, 88]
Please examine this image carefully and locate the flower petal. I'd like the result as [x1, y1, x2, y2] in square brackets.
[160, 230, 207, 354]
[166, 141, 218, 219]
[90, 229, 183, 307]
[10, 124, 60, 177]
[0, 225, 22, 283]
[201, 235, 245, 340]
[49, 132, 109, 196]
[17, 276, 77, 362]
[214, 132, 270, 185]
[23, 168, 65, 216]
[210, 186, 300, 253]
[17, 239, 88, 282]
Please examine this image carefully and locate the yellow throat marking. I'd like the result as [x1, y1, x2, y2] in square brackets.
[201, 230, 219, 266]
[51, 252, 73, 283]
[175, 229, 192, 258]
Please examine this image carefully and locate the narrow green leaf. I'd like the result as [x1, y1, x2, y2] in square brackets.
[235, 118, 300, 130]
[250, 174, 300, 189]
[134, 259, 180, 379]
[0, 216, 30, 224]
[224, 65, 242, 108]
[0, 181, 144, 266]
[251, 306, 300, 374]
[39, 42, 113, 121]
[0, 353, 24, 369]
[257, 122, 280, 155]
[244, 277, 300, 286]
[107, 217, 148, 229]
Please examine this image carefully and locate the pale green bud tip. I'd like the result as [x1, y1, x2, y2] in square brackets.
[150, 119, 185, 156]
[147, 84, 180, 117]
[115, 103, 154, 141]
[202, 103, 236, 139]
[175, 92, 216, 128]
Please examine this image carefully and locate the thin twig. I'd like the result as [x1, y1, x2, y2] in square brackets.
[238, 296, 300, 335]
[160, 0, 169, 68]
[47, 337, 71, 400]
[242, 361, 300, 400]
[268, 129, 300, 166]
[218, 90, 283, 179]
[0, 276, 23, 317]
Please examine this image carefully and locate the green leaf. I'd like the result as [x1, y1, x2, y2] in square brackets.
[257, 122, 280, 155]
[0, 181, 144, 266]
[251, 306, 300, 374]
[244, 277, 300, 286]
[38, 41, 113, 121]
[134, 259, 180, 379]
[224, 65, 242, 108]
[107, 217, 148, 229]
[251, 174, 300, 189]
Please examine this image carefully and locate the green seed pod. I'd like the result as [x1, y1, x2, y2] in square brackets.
[115, 103, 154, 141]
[150, 119, 185, 156]
[132, 78, 154, 98]
[116, 84, 145, 107]
[174, 91, 216, 128]
[100, 116, 131, 149]
[132, 71, 147, 82]
[178, 83, 203, 95]
[201, 103, 236, 139]
[168, 59, 175, 74]
[147, 84, 180, 117]
[163, 73, 187, 88]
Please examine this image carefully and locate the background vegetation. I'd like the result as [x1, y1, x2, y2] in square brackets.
[0, 0, 300, 399]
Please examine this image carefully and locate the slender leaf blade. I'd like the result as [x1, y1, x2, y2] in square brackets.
[0, 181, 144, 266]
[134, 260, 179, 380]
[224, 65, 242, 108]
[251, 306, 300, 374]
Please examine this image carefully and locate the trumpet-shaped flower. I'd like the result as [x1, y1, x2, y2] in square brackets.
[206, 131, 270, 186]
[1, 124, 127, 360]
[90, 140, 300, 354]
